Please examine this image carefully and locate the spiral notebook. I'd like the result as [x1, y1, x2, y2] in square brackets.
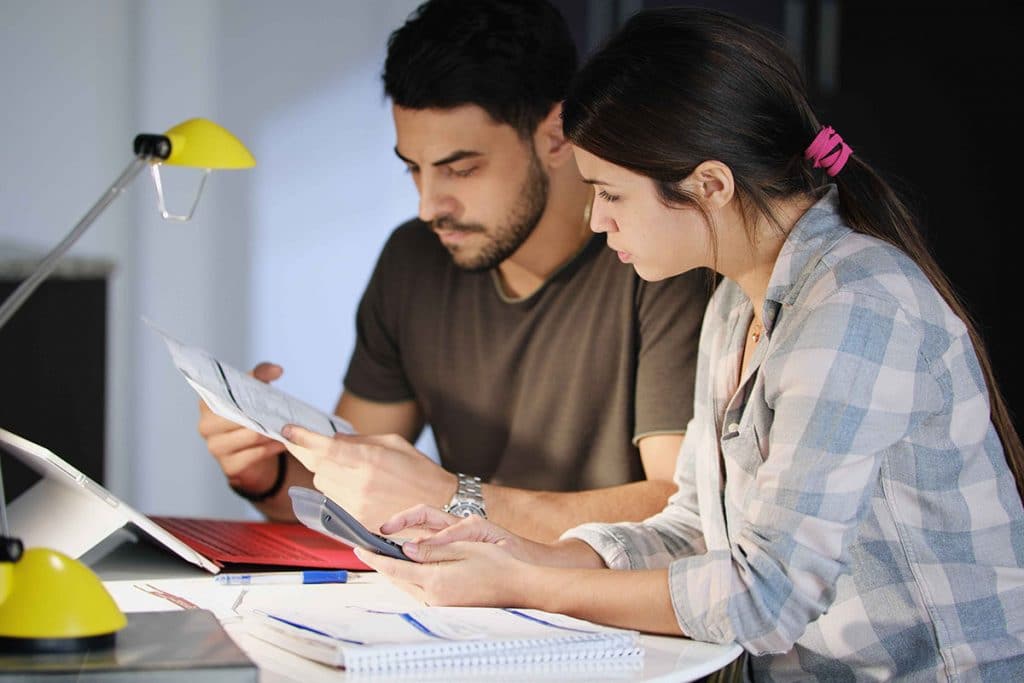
[241, 604, 643, 673]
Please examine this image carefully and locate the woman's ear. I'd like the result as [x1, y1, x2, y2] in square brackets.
[691, 160, 734, 208]
[533, 102, 574, 168]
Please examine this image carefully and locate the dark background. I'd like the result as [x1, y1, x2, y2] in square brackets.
[2, 1, 1019, 505]
[0, 277, 107, 504]
[552, 0, 1021, 434]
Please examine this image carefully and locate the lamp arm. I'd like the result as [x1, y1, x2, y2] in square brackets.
[1, 434, 23, 562]
[0, 157, 148, 331]
[0, 452, 8, 536]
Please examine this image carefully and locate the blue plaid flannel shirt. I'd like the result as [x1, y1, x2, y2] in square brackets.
[565, 188, 1024, 681]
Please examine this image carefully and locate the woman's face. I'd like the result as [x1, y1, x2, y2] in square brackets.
[573, 147, 713, 281]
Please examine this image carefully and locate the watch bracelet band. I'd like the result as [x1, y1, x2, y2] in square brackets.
[444, 472, 486, 518]
[230, 451, 287, 503]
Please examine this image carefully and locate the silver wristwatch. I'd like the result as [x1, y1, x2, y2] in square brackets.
[443, 473, 486, 518]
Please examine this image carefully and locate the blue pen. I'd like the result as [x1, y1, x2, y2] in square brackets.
[214, 570, 348, 585]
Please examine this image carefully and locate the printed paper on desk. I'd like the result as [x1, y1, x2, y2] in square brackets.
[147, 319, 353, 468]
[240, 604, 643, 673]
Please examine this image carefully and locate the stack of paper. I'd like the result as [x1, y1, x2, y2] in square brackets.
[241, 604, 643, 673]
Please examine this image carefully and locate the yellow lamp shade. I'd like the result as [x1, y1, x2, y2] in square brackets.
[0, 547, 126, 649]
[163, 118, 256, 169]
[0, 562, 11, 605]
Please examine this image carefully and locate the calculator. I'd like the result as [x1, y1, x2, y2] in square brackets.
[288, 486, 410, 561]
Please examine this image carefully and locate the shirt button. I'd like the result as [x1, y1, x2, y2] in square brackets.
[727, 422, 740, 433]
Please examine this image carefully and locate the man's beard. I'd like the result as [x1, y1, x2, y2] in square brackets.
[433, 151, 549, 272]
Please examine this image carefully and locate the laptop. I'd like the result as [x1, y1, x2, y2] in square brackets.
[0, 427, 369, 573]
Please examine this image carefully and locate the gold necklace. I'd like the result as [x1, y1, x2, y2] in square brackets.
[750, 318, 764, 343]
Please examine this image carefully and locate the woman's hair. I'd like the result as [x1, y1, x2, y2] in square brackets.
[562, 7, 1024, 499]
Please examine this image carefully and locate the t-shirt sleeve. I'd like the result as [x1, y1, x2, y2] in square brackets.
[342, 226, 417, 403]
[632, 268, 712, 442]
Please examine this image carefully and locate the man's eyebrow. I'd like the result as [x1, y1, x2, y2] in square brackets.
[393, 147, 483, 167]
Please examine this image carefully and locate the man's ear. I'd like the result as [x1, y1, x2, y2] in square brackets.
[690, 160, 735, 208]
[533, 102, 574, 168]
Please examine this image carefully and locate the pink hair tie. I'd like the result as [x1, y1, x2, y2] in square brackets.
[804, 126, 853, 176]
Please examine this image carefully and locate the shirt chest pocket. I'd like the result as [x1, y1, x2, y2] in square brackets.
[718, 424, 766, 532]
[719, 416, 766, 481]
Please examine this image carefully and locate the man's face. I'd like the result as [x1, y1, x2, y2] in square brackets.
[392, 104, 549, 271]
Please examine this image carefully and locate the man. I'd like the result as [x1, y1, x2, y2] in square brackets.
[198, 0, 708, 542]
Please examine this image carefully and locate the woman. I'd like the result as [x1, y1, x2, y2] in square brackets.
[295, 7, 1024, 679]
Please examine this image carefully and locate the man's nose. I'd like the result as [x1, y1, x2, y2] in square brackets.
[418, 178, 458, 223]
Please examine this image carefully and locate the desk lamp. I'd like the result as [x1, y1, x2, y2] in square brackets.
[0, 118, 255, 653]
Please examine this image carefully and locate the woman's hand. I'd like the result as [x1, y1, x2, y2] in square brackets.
[354, 527, 540, 607]
[354, 505, 609, 606]
[382, 504, 540, 555]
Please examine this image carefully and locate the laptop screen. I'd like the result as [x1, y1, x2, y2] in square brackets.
[0, 427, 368, 573]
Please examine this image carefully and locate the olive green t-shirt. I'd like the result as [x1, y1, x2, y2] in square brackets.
[343, 220, 708, 491]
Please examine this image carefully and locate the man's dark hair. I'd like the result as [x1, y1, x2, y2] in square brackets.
[383, 0, 578, 138]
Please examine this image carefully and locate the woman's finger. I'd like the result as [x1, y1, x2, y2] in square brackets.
[355, 547, 429, 585]
[380, 504, 458, 535]
[417, 515, 504, 546]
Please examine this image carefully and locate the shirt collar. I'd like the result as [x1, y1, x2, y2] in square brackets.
[760, 185, 850, 330]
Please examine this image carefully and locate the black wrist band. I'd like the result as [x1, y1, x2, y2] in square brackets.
[230, 452, 288, 503]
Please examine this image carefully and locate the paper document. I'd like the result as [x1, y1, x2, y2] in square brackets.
[148, 319, 353, 448]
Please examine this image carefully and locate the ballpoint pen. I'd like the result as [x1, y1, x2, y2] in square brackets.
[214, 570, 348, 585]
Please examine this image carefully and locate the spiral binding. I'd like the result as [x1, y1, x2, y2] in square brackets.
[345, 632, 642, 672]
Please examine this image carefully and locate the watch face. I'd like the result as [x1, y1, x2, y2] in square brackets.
[446, 501, 486, 518]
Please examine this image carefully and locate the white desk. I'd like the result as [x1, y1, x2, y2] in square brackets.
[96, 543, 743, 683]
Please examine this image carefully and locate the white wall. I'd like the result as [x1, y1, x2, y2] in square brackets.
[0, 0, 422, 517]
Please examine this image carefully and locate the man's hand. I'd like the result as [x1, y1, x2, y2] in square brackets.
[281, 424, 457, 533]
[198, 362, 286, 495]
